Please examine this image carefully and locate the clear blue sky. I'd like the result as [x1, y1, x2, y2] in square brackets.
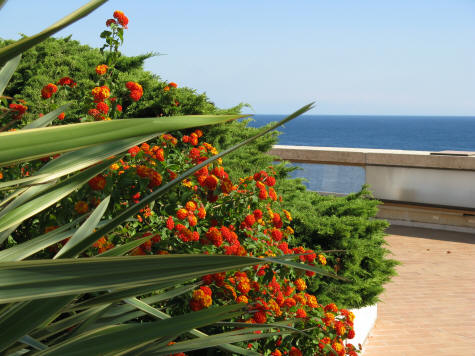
[1, 0, 474, 115]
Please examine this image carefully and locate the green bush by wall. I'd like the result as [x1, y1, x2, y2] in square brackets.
[2, 36, 397, 309]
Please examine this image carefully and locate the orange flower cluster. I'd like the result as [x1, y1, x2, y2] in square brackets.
[95, 64, 108, 75]
[92, 236, 114, 254]
[136, 165, 162, 188]
[91, 85, 111, 103]
[125, 81, 143, 101]
[41, 83, 58, 99]
[163, 82, 177, 91]
[113, 10, 129, 29]
[189, 286, 212, 311]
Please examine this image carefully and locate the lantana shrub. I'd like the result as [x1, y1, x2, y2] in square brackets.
[0, 11, 360, 356]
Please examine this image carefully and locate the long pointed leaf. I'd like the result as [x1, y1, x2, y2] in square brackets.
[0, 115, 244, 167]
[30, 307, 105, 342]
[18, 335, 48, 351]
[96, 235, 153, 257]
[0, 254, 264, 303]
[152, 331, 292, 356]
[23, 104, 71, 130]
[68, 279, 193, 312]
[0, 215, 86, 262]
[0, 133, 157, 190]
[0, 296, 76, 351]
[0, 158, 114, 233]
[0, 0, 108, 66]
[0, 54, 21, 96]
[264, 256, 347, 280]
[0, 134, 156, 244]
[35, 304, 245, 356]
[54, 196, 110, 259]
[124, 297, 260, 356]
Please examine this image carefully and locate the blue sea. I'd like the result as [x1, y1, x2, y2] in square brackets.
[248, 115, 475, 151]
[246, 115, 475, 193]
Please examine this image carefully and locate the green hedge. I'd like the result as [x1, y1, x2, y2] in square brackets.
[2, 36, 397, 309]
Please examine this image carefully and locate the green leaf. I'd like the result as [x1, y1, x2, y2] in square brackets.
[23, 104, 71, 130]
[0, 216, 86, 262]
[124, 298, 260, 356]
[264, 256, 348, 280]
[0, 158, 114, 233]
[54, 196, 110, 259]
[0, 132, 143, 243]
[0, 134, 156, 197]
[0, 54, 21, 96]
[67, 279, 193, 312]
[96, 234, 153, 257]
[0, 254, 264, 303]
[0, 0, 108, 66]
[18, 335, 48, 351]
[0, 115, 244, 167]
[30, 307, 105, 342]
[99, 30, 112, 38]
[151, 330, 292, 356]
[0, 297, 76, 352]
[35, 304, 245, 356]
[0, 0, 8, 11]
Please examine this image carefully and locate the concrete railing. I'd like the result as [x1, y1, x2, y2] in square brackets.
[270, 145, 475, 232]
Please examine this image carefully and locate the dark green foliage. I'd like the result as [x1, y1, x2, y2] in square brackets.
[0, 36, 243, 123]
[280, 184, 398, 308]
[1, 35, 397, 308]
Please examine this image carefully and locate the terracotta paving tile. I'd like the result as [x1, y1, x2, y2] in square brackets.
[363, 225, 475, 356]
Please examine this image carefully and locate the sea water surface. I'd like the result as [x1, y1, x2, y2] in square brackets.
[246, 115, 475, 193]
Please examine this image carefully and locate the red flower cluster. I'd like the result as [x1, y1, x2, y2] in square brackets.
[41, 83, 58, 99]
[125, 81, 143, 101]
[96, 101, 109, 114]
[57, 76, 77, 87]
[113, 10, 129, 29]
[8, 103, 28, 120]
[88, 174, 107, 191]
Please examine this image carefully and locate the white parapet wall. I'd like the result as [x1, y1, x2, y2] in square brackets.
[348, 304, 378, 353]
[270, 145, 475, 231]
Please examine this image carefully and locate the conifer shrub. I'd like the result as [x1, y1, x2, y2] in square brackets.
[279, 184, 398, 308]
[1, 33, 397, 311]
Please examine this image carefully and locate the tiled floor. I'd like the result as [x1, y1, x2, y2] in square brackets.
[363, 226, 475, 356]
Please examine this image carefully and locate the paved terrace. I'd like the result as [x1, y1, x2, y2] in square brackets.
[363, 225, 475, 356]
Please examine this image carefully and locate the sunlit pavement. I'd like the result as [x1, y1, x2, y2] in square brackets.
[363, 226, 475, 356]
